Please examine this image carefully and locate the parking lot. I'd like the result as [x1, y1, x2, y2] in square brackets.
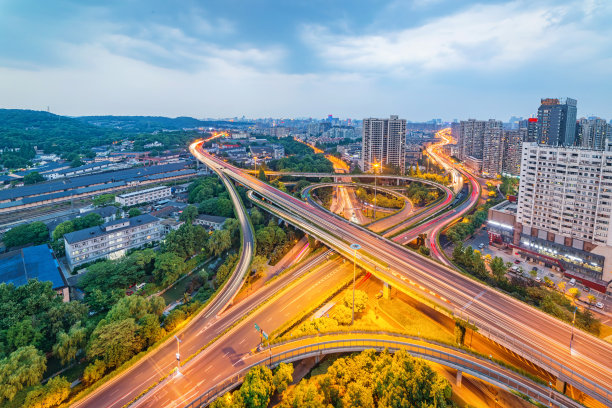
[464, 228, 610, 317]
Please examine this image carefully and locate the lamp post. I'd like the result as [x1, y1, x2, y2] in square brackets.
[253, 156, 258, 171]
[350, 243, 361, 325]
[569, 305, 577, 355]
[372, 162, 380, 219]
[174, 335, 182, 376]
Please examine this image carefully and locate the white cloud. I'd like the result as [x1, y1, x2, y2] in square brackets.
[301, 0, 611, 75]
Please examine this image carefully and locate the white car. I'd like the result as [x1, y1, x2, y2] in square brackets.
[595, 302, 604, 309]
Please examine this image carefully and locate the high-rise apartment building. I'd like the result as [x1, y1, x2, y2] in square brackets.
[576, 117, 610, 150]
[501, 128, 525, 176]
[518, 118, 538, 142]
[362, 115, 406, 174]
[457, 119, 504, 177]
[516, 143, 612, 286]
[536, 98, 577, 146]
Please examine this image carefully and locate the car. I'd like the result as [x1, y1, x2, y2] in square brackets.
[478, 243, 485, 249]
[535, 277, 541, 282]
[596, 302, 604, 309]
[583, 287, 590, 293]
[532, 266, 538, 271]
[569, 278, 576, 285]
[514, 260, 521, 264]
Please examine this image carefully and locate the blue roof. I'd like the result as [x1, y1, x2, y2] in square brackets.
[0, 244, 66, 290]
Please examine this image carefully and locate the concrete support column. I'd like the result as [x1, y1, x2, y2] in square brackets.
[456, 370, 462, 388]
[555, 378, 566, 393]
[383, 282, 391, 299]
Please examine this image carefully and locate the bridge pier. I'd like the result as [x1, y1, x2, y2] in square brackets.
[555, 378, 566, 393]
[456, 370, 462, 388]
[383, 282, 391, 299]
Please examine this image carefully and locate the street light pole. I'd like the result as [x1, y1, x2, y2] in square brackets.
[569, 305, 577, 354]
[174, 335, 182, 376]
[372, 162, 380, 219]
[350, 244, 361, 325]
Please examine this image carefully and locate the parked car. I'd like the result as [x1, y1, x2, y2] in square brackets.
[583, 286, 590, 292]
[569, 278, 576, 285]
[596, 302, 604, 309]
[535, 277, 541, 283]
[478, 243, 485, 249]
[514, 259, 521, 264]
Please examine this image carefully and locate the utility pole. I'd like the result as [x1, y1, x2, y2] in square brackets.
[350, 243, 361, 325]
[569, 305, 577, 354]
[174, 335, 182, 376]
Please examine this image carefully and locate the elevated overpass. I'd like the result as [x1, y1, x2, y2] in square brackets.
[184, 332, 583, 408]
[192, 141, 612, 406]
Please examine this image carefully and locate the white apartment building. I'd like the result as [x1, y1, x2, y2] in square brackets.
[64, 214, 162, 269]
[516, 142, 612, 288]
[115, 186, 172, 206]
[362, 116, 406, 174]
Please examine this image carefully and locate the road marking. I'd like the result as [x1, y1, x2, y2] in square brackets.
[239, 338, 246, 345]
[204, 365, 212, 372]
[461, 290, 485, 312]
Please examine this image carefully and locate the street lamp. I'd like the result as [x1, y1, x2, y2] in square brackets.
[569, 305, 577, 355]
[174, 335, 182, 376]
[350, 243, 361, 325]
[372, 162, 380, 219]
[253, 156, 258, 171]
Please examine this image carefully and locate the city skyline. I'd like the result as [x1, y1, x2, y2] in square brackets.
[1, 0, 612, 120]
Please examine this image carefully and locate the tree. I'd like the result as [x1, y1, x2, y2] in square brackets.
[558, 281, 566, 294]
[128, 208, 142, 218]
[82, 359, 106, 385]
[52, 322, 87, 365]
[154, 252, 190, 286]
[93, 194, 115, 207]
[2, 222, 49, 248]
[5, 317, 43, 353]
[490, 256, 507, 279]
[250, 207, 264, 226]
[138, 314, 164, 348]
[568, 288, 581, 302]
[281, 380, 325, 408]
[587, 294, 597, 308]
[343, 290, 368, 313]
[250, 255, 267, 276]
[23, 375, 70, 408]
[208, 230, 231, 256]
[529, 269, 537, 279]
[258, 168, 267, 181]
[0, 346, 47, 403]
[273, 363, 294, 394]
[87, 318, 142, 368]
[238, 365, 274, 408]
[180, 205, 199, 223]
[334, 305, 352, 325]
[52, 221, 75, 242]
[23, 172, 44, 185]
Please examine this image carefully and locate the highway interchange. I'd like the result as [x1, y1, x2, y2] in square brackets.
[191, 139, 612, 406]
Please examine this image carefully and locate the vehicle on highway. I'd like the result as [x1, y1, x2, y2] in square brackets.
[596, 302, 604, 309]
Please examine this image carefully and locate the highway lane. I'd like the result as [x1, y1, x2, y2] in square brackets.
[133, 257, 352, 408]
[73, 247, 334, 408]
[193, 143, 612, 404]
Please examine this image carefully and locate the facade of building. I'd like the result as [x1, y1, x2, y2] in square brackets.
[115, 186, 172, 206]
[64, 214, 162, 269]
[516, 142, 612, 291]
[457, 119, 504, 177]
[194, 214, 227, 230]
[536, 98, 577, 146]
[361, 115, 406, 174]
[502, 128, 525, 176]
[577, 117, 610, 150]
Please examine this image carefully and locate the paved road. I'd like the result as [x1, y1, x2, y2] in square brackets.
[193, 142, 612, 405]
[133, 257, 351, 407]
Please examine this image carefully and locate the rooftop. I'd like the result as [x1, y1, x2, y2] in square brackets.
[0, 244, 66, 290]
[196, 214, 227, 223]
[117, 185, 170, 199]
[63, 213, 159, 244]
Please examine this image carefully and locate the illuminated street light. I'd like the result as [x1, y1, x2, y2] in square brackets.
[371, 162, 380, 219]
[174, 335, 182, 376]
[350, 243, 361, 325]
[569, 305, 577, 355]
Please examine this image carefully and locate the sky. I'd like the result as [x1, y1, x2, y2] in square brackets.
[1, 0, 611, 121]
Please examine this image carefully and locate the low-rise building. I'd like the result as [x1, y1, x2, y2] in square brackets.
[0, 244, 69, 301]
[161, 218, 184, 235]
[116, 186, 172, 207]
[64, 214, 162, 269]
[194, 214, 227, 230]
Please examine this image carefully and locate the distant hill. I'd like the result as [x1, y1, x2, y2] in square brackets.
[0, 109, 118, 157]
[77, 115, 252, 132]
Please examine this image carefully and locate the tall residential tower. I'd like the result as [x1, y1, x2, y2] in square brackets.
[362, 115, 407, 174]
[536, 98, 577, 146]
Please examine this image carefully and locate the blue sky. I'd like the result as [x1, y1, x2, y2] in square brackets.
[0, 0, 611, 121]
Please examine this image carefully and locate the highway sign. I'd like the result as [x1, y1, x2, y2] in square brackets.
[262, 331, 269, 340]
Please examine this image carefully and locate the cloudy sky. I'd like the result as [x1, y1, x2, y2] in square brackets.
[1, 0, 611, 121]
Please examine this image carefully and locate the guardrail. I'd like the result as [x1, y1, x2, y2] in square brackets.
[183, 336, 582, 408]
